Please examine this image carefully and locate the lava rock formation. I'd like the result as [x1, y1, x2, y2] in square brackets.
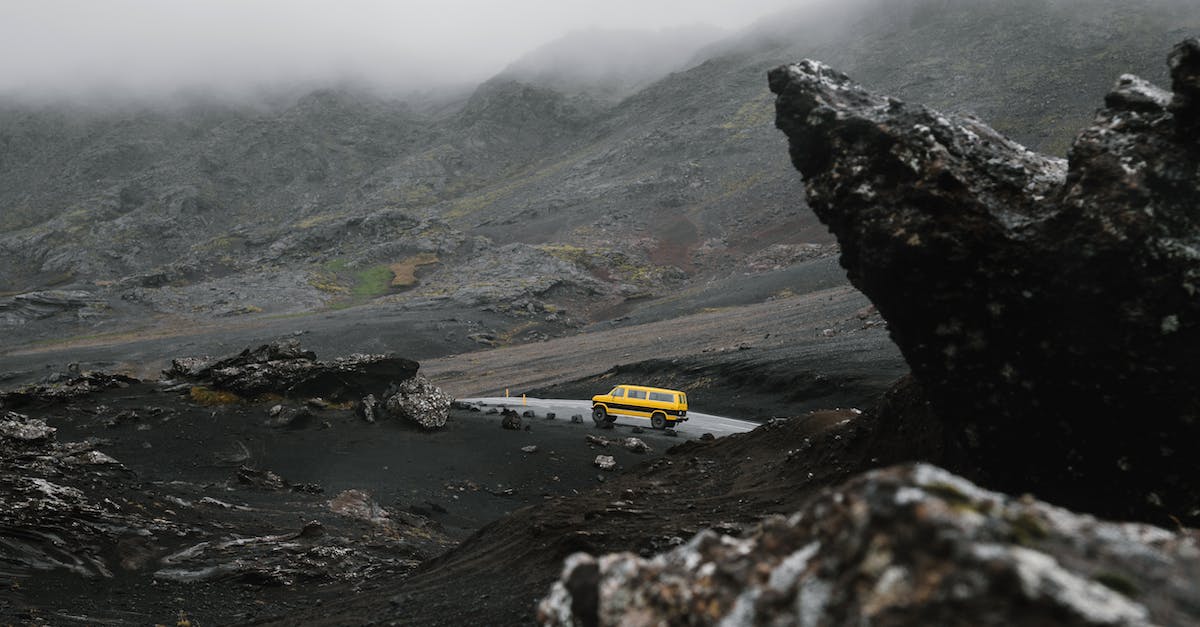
[539, 464, 1200, 626]
[164, 338, 419, 401]
[769, 40, 1200, 525]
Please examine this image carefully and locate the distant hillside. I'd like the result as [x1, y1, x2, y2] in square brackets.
[0, 0, 1196, 348]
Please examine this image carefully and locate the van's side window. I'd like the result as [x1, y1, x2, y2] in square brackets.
[627, 389, 647, 400]
[648, 392, 673, 402]
[612, 388, 625, 398]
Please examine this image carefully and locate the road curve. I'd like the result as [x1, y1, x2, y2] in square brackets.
[459, 397, 760, 438]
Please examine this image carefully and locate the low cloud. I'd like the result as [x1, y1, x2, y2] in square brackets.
[0, 0, 801, 102]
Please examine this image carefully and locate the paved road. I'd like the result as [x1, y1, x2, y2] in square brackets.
[460, 397, 760, 438]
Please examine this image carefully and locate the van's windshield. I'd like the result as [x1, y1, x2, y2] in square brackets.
[610, 387, 624, 397]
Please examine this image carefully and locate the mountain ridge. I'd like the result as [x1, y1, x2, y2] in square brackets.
[1, 0, 1197, 351]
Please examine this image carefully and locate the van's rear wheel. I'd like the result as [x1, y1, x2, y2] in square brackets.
[592, 406, 607, 425]
[651, 413, 666, 430]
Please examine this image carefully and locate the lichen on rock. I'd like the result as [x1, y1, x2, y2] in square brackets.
[538, 464, 1200, 626]
[382, 374, 452, 430]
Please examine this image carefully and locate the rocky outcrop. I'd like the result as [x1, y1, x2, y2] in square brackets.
[165, 340, 453, 428]
[0, 391, 447, 598]
[0, 412, 151, 579]
[0, 290, 106, 326]
[769, 41, 1200, 524]
[539, 463, 1200, 626]
[382, 374, 452, 430]
[0, 371, 140, 410]
[0, 411, 56, 441]
[164, 339, 419, 401]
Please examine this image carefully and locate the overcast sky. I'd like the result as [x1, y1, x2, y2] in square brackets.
[0, 0, 800, 100]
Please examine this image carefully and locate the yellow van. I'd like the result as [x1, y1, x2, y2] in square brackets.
[591, 384, 688, 430]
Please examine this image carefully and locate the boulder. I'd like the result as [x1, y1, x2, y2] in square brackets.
[265, 406, 314, 430]
[769, 42, 1200, 524]
[236, 466, 288, 491]
[382, 375, 452, 430]
[359, 394, 380, 423]
[164, 339, 419, 401]
[538, 464, 1200, 626]
[500, 409, 522, 430]
[620, 437, 651, 454]
[328, 489, 391, 527]
[593, 455, 616, 471]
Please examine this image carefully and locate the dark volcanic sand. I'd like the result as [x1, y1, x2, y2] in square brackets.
[259, 408, 891, 626]
[4, 383, 683, 625]
[0, 258, 909, 625]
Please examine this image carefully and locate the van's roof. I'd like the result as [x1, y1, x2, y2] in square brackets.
[616, 384, 686, 395]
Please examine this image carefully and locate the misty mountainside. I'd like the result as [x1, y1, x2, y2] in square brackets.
[497, 25, 728, 103]
[1, 0, 1196, 349]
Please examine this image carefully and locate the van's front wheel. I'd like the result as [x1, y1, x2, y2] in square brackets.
[592, 406, 607, 425]
[651, 413, 667, 430]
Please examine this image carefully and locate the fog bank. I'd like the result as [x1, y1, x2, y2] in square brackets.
[0, 0, 800, 102]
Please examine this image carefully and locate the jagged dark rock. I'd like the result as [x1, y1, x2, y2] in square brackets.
[164, 339, 418, 400]
[769, 43, 1200, 525]
[538, 463, 1200, 626]
[1169, 39, 1200, 138]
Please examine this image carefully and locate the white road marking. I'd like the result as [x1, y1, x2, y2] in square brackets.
[459, 397, 760, 438]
